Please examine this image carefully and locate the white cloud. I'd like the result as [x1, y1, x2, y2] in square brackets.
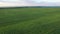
[30, 0, 60, 3]
[2, 0, 19, 2]
[0, 0, 60, 7]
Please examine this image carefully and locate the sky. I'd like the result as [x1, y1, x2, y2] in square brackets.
[0, 0, 60, 7]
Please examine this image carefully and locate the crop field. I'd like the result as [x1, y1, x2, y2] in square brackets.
[0, 8, 60, 34]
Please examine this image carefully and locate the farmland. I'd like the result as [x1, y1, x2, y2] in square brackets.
[0, 8, 60, 34]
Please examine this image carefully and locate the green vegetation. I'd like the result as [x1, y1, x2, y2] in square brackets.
[0, 8, 60, 34]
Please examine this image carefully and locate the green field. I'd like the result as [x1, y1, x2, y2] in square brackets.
[0, 8, 60, 34]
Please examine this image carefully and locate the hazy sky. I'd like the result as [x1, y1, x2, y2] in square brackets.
[0, 0, 60, 7]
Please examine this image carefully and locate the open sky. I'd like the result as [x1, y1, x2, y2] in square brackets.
[0, 0, 60, 7]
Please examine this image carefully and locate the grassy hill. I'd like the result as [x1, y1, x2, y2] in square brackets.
[0, 8, 60, 34]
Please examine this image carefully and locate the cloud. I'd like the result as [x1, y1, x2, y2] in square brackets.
[0, 0, 60, 7]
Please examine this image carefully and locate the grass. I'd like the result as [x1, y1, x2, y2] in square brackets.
[0, 8, 60, 34]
